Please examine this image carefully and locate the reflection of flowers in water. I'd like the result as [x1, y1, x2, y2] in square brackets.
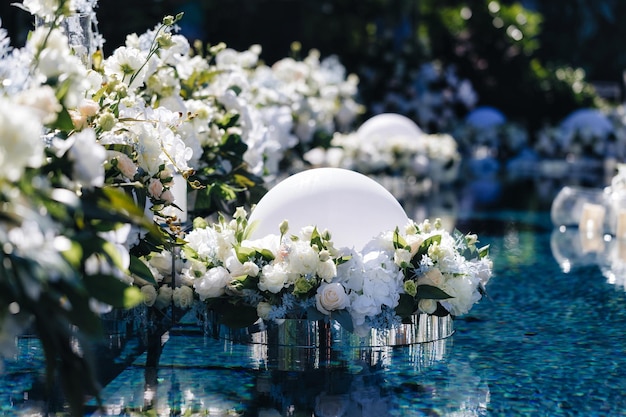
[258, 366, 392, 417]
[314, 392, 350, 417]
[251, 339, 489, 416]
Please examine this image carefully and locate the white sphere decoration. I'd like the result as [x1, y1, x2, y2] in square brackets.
[248, 168, 410, 250]
[465, 106, 506, 129]
[357, 113, 422, 142]
[560, 108, 613, 138]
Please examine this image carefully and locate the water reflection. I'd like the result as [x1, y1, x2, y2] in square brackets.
[89, 326, 492, 416]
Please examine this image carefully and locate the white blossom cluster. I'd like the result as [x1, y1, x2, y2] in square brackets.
[181, 207, 492, 334]
[303, 131, 461, 185]
[178, 45, 364, 181]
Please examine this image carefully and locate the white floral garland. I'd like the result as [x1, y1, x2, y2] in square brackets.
[157, 207, 494, 335]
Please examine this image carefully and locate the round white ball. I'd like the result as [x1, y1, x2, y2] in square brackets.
[357, 113, 422, 142]
[248, 168, 409, 250]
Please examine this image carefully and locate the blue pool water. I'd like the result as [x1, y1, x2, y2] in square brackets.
[3, 178, 626, 416]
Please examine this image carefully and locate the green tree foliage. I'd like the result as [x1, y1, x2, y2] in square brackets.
[419, 0, 601, 131]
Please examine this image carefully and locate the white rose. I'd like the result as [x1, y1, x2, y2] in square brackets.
[287, 241, 319, 275]
[393, 248, 412, 267]
[173, 286, 194, 309]
[259, 264, 289, 293]
[193, 266, 231, 300]
[316, 259, 337, 282]
[316, 283, 349, 315]
[256, 301, 272, 320]
[417, 268, 444, 287]
[141, 285, 157, 307]
[418, 298, 437, 314]
[155, 285, 173, 309]
[185, 227, 219, 262]
[428, 240, 455, 266]
[147, 251, 173, 276]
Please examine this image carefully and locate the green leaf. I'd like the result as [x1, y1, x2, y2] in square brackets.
[217, 183, 237, 201]
[395, 293, 417, 319]
[432, 302, 452, 317]
[83, 274, 142, 308]
[257, 248, 275, 262]
[210, 302, 259, 329]
[236, 246, 257, 263]
[102, 240, 126, 271]
[336, 255, 352, 265]
[233, 173, 259, 188]
[61, 240, 83, 268]
[216, 112, 240, 129]
[51, 106, 75, 132]
[232, 275, 259, 291]
[310, 227, 323, 248]
[412, 234, 442, 264]
[123, 286, 144, 308]
[332, 309, 354, 333]
[478, 244, 490, 258]
[129, 255, 157, 285]
[102, 143, 136, 157]
[416, 284, 452, 300]
[100, 186, 145, 218]
[393, 227, 408, 249]
[306, 306, 326, 322]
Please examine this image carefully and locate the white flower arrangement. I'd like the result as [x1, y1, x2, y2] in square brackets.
[181, 208, 492, 335]
[303, 130, 462, 185]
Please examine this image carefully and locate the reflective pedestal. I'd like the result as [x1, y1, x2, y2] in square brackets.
[204, 312, 454, 371]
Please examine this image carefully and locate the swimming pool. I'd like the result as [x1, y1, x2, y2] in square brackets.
[4, 178, 626, 416]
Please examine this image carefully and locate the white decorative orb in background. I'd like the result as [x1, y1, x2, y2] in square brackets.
[248, 168, 410, 250]
[356, 113, 422, 141]
[560, 108, 613, 137]
[465, 106, 506, 129]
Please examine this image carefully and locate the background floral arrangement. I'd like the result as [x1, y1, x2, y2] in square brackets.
[303, 130, 461, 186]
[181, 207, 492, 336]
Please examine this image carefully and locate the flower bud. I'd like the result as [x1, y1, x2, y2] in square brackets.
[404, 280, 417, 297]
[279, 220, 289, 236]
